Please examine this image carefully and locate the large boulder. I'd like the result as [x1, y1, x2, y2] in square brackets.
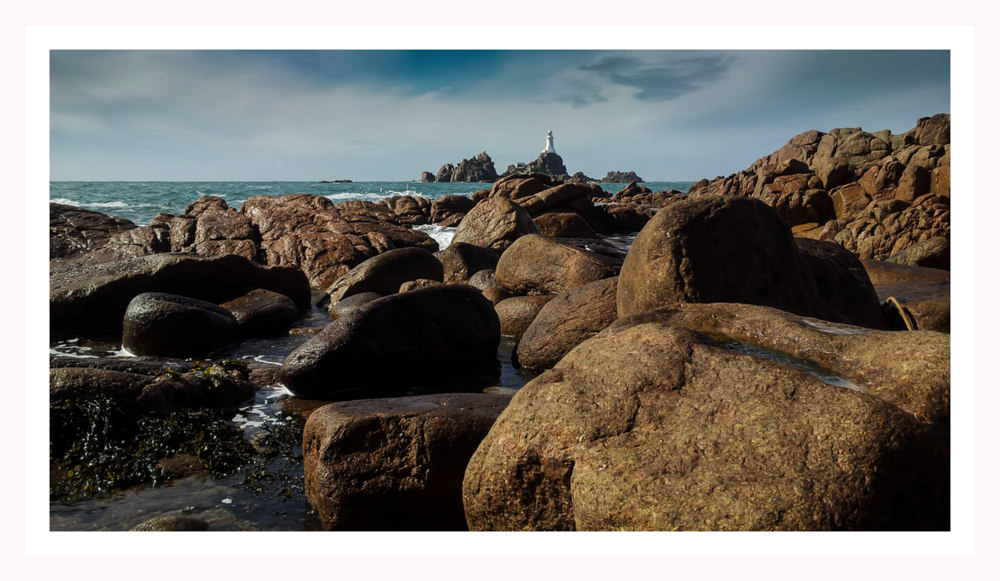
[50, 253, 311, 340]
[450, 197, 539, 253]
[325, 247, 444, 302]
[220, 288, 300, 338]
[438, 242, 499, 284]
[463, 302, 949, 531]
[515, 277, 619, 370]
[303, 393, 511, 530]
[279, 285, 501, 399]
[122, 292, 239, 358]
[616, 196, 886, 329]
[496, 235, 623, 296]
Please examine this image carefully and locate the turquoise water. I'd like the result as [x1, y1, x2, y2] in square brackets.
[49, 180, 695, 226]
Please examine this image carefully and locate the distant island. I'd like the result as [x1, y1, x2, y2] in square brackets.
[420, 130, 643, 184]
[320, 179, 354, 183]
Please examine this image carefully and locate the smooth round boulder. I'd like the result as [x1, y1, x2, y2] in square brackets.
[220, 288, 299, 338]
[280, 285, 502, 399]
[122, 292, 239, 358]
[493, 295, 554, 339]
[325, 247, 444, 302]
[438, 242, 499, 283]
[496, 234, 622, 296]
[451, 197, 539, 253]
[516, 276, 619, 370]
[617, 196, 886, 328]
[130, 516, 209, 531]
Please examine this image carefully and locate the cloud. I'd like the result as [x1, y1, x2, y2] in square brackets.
[577, 52, 736, 102]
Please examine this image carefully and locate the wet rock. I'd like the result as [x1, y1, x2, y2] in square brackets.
[130, 516, 210, 531]
[303, 392, 512, 530]
[496, 234, 623, 296]
[325, 247, 444, 302]
[122, 293, 239, 358]
[280, 285, 501, 399]
[220, 288, 300, 338]
[617, 196, 886, 329]
[438, 242, 499, 283]
[50, 253, 311, 340]
[516, 277, 618, 370]
[494, 295, 554, 339]
[451, 197, 539, 253]
[464, 302, 949, 531]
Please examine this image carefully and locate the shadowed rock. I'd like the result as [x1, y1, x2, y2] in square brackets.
[280, 285, 501, 399]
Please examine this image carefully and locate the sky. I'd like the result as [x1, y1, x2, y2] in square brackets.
[49, 49, 950, 182]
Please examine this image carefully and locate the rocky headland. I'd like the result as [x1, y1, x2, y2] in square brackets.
[49, 114, 950, 531]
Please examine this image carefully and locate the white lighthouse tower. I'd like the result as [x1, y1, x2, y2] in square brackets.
[543, 129, 556, 154]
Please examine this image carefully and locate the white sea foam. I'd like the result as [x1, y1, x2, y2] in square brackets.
[414, 223, 456, 250]
[50, 198, 128, 208]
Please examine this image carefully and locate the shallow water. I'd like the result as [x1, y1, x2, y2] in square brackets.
[49, 303, 534, 531]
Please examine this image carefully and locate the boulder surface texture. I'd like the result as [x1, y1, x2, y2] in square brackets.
[463, 302, 949, 531]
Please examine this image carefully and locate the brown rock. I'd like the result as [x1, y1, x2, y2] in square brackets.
[50, 253, 311, 340]
[533, 212, 601, 239]
[279, 285, 501, 399]
[430, 195, 476, 226]
[49, 203, 137, 259]
[617, 196, 886, 329]
[516, 276, 619, 370]
[493, 295, 554, 339]
[464, 302, 949, 531]
[220, 288, 300, 338]
[496, 234, 623, 296]
[451, 197, 539, 253]
[438, 242, 499, 283]
[325, 247, 444, 302]
[303, 393, 512, 530]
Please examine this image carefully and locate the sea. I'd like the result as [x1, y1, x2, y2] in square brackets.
[47, 179, 695, 532]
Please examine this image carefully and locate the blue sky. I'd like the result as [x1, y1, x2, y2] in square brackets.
[49, 50, 950, 181]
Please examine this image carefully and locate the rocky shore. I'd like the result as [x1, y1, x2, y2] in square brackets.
[49, 114, 950, 531]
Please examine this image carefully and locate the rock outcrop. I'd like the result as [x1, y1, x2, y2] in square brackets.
[450, 197, 539, 253]
[429, 152, 499, 183]
[600, 170, 644, 183]
[241, 193, 438, 290]
[688, 114, 950, 261]
[50, 203, 137, 260]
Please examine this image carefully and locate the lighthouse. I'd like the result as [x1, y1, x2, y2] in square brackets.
[543, 129, 556, 154]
